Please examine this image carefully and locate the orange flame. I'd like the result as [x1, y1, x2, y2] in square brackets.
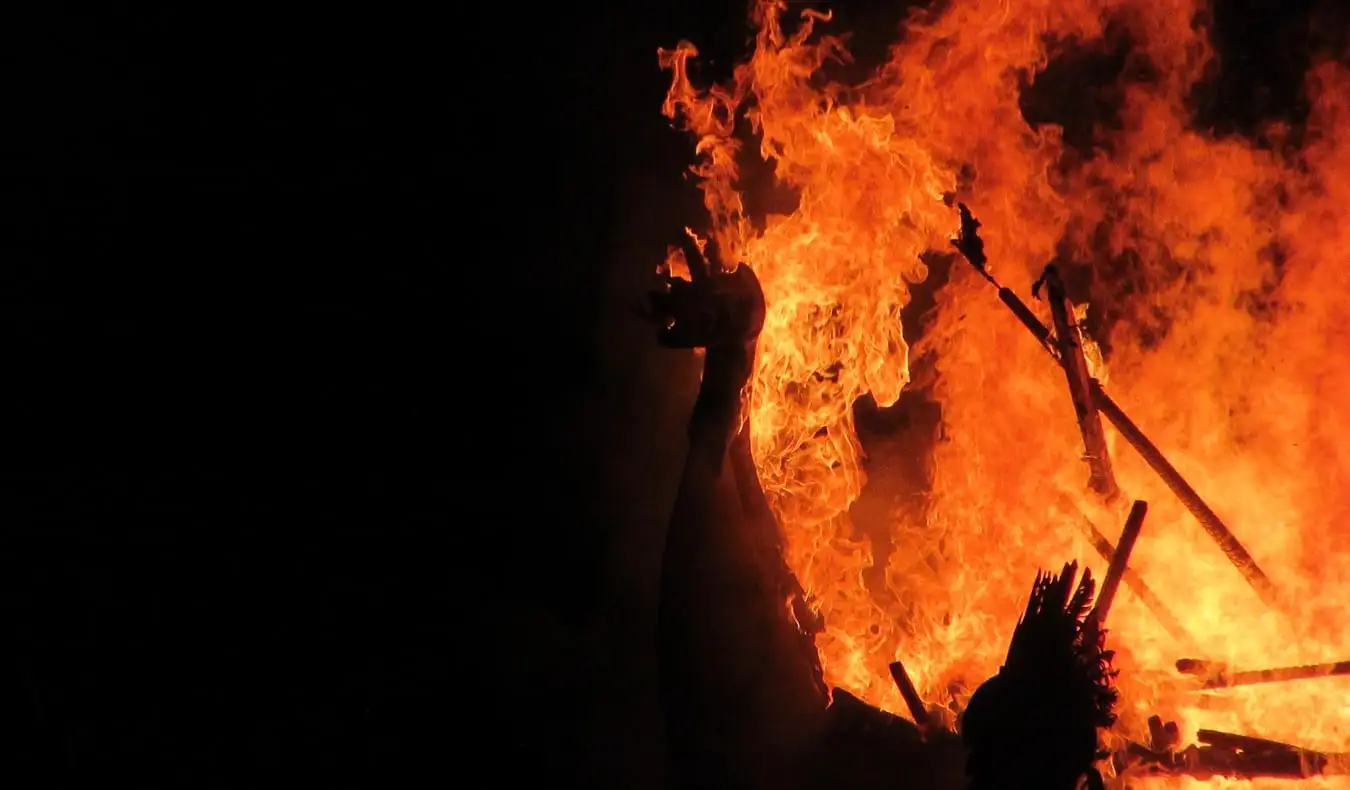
[660, 0, 1350, 783]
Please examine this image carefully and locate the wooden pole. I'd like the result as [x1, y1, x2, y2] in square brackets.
[1177, 658, 1350, 689]
[1093, 500, 1148, 627]
[1063, 497, 1194, 648]
[888, 660, 933, 737]
[1042, 266, 1120, 502]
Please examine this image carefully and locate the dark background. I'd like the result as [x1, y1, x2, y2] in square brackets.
[0, 1, 1342, 787]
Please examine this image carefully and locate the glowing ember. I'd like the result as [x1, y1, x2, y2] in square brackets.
[659, 0, 1350, 784]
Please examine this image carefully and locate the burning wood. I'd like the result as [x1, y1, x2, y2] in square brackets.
[950, 203, 1289, 617]
[1147, 714, 1180, 752]
[1064, 499, 1195, 648]
[1115, 726, 1346, 780]
[1038, 264, 1120, 502]
[888, 660, 934, 738]
[1091, 500, 1147, 629]
[1176, 657, 1350, 689]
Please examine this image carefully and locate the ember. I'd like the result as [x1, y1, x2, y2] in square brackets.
[658, 0, 1350, 786]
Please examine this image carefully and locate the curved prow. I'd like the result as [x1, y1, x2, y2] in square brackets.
[653, 263, 830, 789]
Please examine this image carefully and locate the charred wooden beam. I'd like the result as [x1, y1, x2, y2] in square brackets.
[1195, 729, 1330, 778]
[1184, 743, 1320, 779]
[1116, 728, 1339, 780]
[1197, 729, 1300, 752]
[1040, 265, 1120, 502]
[949, 202, 1287, 616]
[1177, 657, 1350, 689]
[1147, 714, 1180, 752]
[888, 660, 933, 737]
[1093, 500, 1147, 628]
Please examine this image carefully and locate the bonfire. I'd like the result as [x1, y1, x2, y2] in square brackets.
[658, 0, 1350, 785]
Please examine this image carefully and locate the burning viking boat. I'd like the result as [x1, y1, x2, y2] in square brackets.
[651, 0, 1350, 786]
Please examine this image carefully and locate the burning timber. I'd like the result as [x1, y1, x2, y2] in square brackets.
[1038, 264, 1121, 503]
[1177, 657, 1350, 690]
[944, 203, 1350, 787]
[1090, 500, 1147, 629]
[1116, 725, 1350, 781]
[1063, 497, 1196, 649]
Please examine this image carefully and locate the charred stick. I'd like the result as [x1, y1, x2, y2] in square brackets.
[1041, 265, 1120, 501]
[998, 287, 1056, 352]
[1217, 659, 1350, 688]
[1177, 657, 1350, 689]
[888, 660, 933, 737]
[1064, 498, 1195, 648]
[1093, 500, 1147, 628]
[1182, 744, 1320, 779]
[949, 202, 1285, 615]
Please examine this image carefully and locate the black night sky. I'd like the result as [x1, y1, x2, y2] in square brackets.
[0, 1, 1344, 787]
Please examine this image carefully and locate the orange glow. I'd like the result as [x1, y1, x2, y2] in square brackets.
[659, 0, 1350, 784]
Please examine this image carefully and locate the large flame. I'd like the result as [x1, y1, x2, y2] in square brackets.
[659, 0, 1350, 783]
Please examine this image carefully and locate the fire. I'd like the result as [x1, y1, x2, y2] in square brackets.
[659, 0, 1350, 782]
